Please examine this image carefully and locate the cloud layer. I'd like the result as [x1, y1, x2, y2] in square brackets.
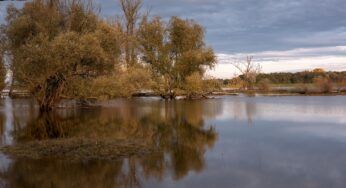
[2, 0, 346, 53]
[1, 0, 346, 78]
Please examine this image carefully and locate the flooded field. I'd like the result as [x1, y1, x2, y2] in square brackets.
[0, 96, 346, 187]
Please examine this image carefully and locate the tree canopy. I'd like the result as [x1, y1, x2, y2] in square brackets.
[139, 16, 216, 98]
[4, 0, 122, 111]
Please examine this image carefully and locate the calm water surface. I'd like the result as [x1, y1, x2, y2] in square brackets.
[0, 96, 346, 188]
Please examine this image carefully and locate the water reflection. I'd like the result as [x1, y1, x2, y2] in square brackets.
[1, 96, 346, 187]
[0, 98, 222, 188]
[221, 96, 346, 125]
[0, 98, 14, 145]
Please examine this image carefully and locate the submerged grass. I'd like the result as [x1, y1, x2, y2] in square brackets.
[0, 138, 155, 161]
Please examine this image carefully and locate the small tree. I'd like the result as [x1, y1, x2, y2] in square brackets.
[138, 16, 216, 98]
[232, 56, 261, 90]
[119, 0, 142, 66]
[313, 76, 333, 93]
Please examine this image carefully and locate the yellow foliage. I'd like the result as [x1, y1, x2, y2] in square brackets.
[66, 66, 154, 99]
[184, 72, 204, 97]
[5, 0, 122, 109]
[313, 76, 333, 93]
[313, 68, 325, 73]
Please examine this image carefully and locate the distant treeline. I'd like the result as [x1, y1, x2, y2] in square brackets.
[222, 70, 346, 86]
[256, 71, 346, 84]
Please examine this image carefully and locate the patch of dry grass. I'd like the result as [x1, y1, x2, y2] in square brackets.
[1, 138, 155, 161]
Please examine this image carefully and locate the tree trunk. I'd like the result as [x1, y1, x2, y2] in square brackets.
[160, 91, 175, 100]
[40, 73, 65, 112]
[161, 76, 175, 100]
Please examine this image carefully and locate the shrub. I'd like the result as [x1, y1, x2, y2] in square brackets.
[296, 84, 309, 94]
[313, 77, 333, 93]
[184, 72, 204, 98]
[257, 78, 271, 91]
[204, 78, 222, 93]
[66, 66, 154, 99]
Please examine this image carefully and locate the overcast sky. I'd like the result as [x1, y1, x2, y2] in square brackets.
[1, 0, 346, 78]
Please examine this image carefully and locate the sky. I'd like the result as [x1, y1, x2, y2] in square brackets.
[1, 0, 346, 78]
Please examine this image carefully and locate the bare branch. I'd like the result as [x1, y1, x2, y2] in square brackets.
[231, 56, 261, 89]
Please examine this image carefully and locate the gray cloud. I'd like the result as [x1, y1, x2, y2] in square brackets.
[1, 0, 346, 54]
[94, 0, 346, 54]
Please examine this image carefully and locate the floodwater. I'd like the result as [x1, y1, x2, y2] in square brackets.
[0, 96, 346, 188]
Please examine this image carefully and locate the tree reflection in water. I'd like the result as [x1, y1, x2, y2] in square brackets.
[0, 98, 222, 188]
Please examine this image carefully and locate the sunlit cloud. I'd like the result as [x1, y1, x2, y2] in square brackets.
[208, 46, 346, 78]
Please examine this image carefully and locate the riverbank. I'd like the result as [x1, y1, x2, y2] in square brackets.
[4, 90, 346, 106]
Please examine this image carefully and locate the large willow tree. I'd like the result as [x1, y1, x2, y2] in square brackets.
[4, 0, 121, 111]
[138, 16, 216, 98]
